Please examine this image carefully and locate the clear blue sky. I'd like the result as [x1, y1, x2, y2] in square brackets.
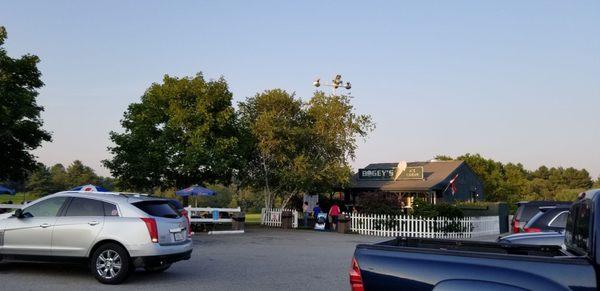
[2, 1, 599, 178]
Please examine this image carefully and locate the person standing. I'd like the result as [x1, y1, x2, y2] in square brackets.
[329, 202, 341, 231]
[313, 203, 321, 217]
[302, 202, 310, 227]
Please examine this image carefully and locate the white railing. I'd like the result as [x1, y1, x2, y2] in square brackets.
[0, 204, 24, 219]
[185, 206, 242, 223]
[0, 204, 23, 210]
[261, 208, 299, 228]
[350, 213, 499, 238]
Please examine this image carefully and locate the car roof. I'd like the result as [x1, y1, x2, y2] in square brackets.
[49, 191, 167, 204]
[539, 205, 571, 212]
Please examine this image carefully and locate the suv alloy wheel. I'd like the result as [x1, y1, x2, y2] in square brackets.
[91, 243, 131, 284]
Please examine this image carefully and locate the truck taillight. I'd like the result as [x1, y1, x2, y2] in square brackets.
[524, 227, 541, 233]
[349, 257, 364, 291]
[141, 218, 159, 243]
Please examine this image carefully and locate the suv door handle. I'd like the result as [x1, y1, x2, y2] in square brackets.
[40, 223, 51, 228]
[88, 221, 100, 226]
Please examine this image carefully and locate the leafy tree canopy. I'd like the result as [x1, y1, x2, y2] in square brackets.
[0, 26, 51, 181]
[103, 73, 240, 191]
[238, 89, 373, 208]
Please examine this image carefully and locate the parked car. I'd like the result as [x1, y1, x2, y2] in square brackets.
[512, 200, 571, 233]
[497, 231, 565, 246]
[0, 191, 192, 284]
[521, 205, 569, 233]
[350, 189, 597, 291]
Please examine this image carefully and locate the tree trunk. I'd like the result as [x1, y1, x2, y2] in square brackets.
[175, 179, 190, 207]
[280, 191, 298, 210]
[262, 160, 272, 209]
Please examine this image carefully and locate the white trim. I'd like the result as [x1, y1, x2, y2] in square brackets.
[207, 230, 245, 235]
[0, 204, 23, 209]
[548, 210, 569, 227]
[185, 206, 242, 224]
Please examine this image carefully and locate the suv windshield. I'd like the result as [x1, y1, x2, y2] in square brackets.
[133, 200, 180, 218]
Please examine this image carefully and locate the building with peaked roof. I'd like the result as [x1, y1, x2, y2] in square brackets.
[346, 160, 484, 209]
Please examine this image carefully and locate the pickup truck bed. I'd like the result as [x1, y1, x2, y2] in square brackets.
[355, 237, 596, 291]
[379, 237, 566, 256]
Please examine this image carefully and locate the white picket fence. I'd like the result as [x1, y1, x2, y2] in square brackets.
[350, 213, 499, 238]
[261, 208, 299, 228]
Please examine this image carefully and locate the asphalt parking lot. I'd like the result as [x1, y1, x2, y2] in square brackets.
[0, 227, 384, 291]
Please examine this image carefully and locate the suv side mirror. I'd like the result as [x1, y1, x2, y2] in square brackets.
[13, 209, 23, 218]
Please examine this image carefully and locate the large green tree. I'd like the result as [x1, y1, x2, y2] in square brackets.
[238, 89, 373, 208]
[66, 160, 101, 186]
[304, 92, 374, 195]
[25, 163, 53, 195]
[237, 89, 306, 208]
[0, 26, 51, 181]
[103, 73, 240, 191]
[49, 163, 68, 191]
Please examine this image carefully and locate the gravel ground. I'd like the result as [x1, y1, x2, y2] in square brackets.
[0, 227, 384, 291]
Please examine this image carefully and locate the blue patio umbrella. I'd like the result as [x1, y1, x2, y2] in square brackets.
[70, 184, 108, 192]
[0, 185, 16, 195]
[176, 185, 216, 197]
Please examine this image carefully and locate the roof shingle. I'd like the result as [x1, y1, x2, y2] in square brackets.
[351, 160, 464, 191]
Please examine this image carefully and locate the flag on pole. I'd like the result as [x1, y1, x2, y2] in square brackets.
[443, 174, 459, 195]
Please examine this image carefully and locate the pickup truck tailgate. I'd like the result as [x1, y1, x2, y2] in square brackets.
[354, 239, 595, 291]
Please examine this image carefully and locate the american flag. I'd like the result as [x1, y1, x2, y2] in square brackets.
[444, 174, 459, 195]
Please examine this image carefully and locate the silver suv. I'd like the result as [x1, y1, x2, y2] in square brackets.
[0, 191, 193, 284]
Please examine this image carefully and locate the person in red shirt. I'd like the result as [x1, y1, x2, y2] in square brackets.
[328, 203, 341, 231]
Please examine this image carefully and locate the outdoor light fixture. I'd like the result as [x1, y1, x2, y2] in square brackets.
[313, 74, 352, 95]
[313, 78, 321, 87]
[333, 74, 343, 89]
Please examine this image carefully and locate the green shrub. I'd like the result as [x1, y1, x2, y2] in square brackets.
[410, 199, 467, 233]
[455, 201, 490, 209]
[358, 192, 403, 215]
[411, 199, 464, 219]
[435, 203, 464, 219]
[411, 199, 438, 217]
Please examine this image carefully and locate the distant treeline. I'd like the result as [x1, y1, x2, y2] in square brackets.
[436, 154, 600, 204]
[5, 160, 116, 195]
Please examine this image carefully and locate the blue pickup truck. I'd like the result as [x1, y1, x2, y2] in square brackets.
[350, 189, 599, 291]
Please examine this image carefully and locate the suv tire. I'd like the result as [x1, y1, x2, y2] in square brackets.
[91, 243, 131, 284]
